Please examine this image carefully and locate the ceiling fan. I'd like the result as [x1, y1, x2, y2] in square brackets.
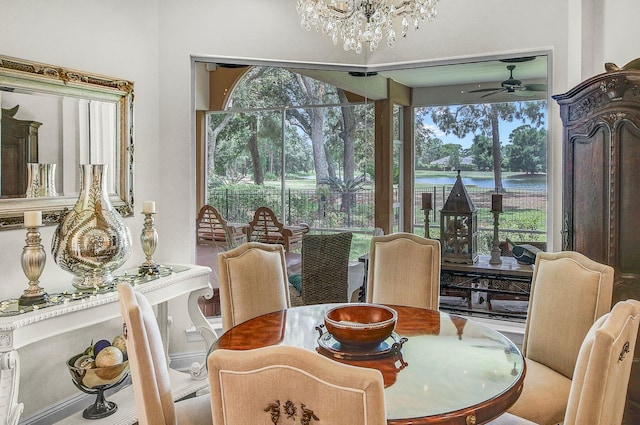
[468, 65, 547, 98]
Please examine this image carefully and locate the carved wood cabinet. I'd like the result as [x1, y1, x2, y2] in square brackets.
[553, 60, 640, 423]
[1, 107, 41, 197]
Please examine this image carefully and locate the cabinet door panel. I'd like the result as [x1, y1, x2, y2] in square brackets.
[571, 127, 609, 264]
[619, 123, 640, 278]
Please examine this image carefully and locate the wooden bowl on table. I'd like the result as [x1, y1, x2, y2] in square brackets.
[324, 304, 397, 350]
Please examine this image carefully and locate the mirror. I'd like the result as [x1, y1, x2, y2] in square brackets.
[0, 55, 134, 230]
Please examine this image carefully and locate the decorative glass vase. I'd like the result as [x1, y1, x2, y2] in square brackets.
[52, 164, 132, 289]
[25, 163, 57, 197]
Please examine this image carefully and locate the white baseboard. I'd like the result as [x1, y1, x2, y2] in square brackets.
[19, 378, 132, 425]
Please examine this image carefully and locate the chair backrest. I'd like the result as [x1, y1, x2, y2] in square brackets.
[246, 206, 284, 244]
[208, 345, 387, 425]
[366, 232, 441, 309]
[301, 232, 353, 305]
[217, 242, 291, 332]
[523, 251, 614, 379]
[196, 204, 241, 248]
[117, 282, 176, 425]
[564, 299, 640, 425]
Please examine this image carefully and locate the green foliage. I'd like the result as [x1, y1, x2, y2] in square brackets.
[470, 134, 492, 170]
[507, 125, 547, 173]
[264, 172, 278, 181]
[421, 100, 547, 189]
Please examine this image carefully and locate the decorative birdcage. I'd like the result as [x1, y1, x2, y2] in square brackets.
[440, 171, 478, 264]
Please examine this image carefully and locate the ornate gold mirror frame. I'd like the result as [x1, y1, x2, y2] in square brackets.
[0, 55, 134, 230]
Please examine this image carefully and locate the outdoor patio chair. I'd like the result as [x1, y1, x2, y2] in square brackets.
[245, 206, 310, 252]
[196, 204, 246, 249]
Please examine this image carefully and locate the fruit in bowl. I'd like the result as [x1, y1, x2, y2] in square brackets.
[68, 336, 129, 389]
[67, 335, 130, 419]
[324, 304, 397, 349]
[67, 353, 129, 389]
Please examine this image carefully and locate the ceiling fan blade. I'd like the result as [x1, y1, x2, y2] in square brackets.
[481, 88, 507, 98]
[522, 84, 547, 92]
[468, 87, 502, 93]
[513, 90, 537, 97]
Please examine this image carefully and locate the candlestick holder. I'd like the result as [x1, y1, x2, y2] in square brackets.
[489, 210, 502, 265]
[139, 212, 160, 275]
[423, 208, 432, 238]
[19, 226, 49, 306]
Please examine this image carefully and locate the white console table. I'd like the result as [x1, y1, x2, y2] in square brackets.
[0, 264, 216, 425]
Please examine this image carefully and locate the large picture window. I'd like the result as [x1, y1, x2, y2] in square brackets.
[198, 54, 549, 258]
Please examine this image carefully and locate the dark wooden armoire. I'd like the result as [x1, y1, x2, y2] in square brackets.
[553, 59, 640, 424]
[1, 106, 41, 197]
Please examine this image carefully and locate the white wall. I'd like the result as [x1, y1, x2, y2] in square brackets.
[0, 0, 160, 417]
[1, 0, 639, 418]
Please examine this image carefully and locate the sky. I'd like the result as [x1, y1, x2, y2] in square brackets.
[419, 109, 537, 150]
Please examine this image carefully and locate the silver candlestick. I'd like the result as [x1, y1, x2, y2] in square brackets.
[139, 213, 160, 275]
[423, 208, 432, 238]
[489, 210, 502, 265]
[19, 226, 49, 306]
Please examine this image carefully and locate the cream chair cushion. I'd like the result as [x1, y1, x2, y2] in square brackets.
[208, 345, 386, 425]
[117, 282, 212, 425]
[508, 251, 613, 425]
[488, 299, 640, 425]
[564, 299, 640, 424]
[366, 232, 440, 309]
[217, 242, 290, 332]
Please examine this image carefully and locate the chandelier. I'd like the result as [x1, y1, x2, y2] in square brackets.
[296, 0, 438, 54]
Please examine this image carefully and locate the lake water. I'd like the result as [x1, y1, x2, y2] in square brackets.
[415, 175, 547, 191]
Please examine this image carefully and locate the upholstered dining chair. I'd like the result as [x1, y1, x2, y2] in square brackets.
[293, 232, 353, 305]
[488, 299, 640, 425]
[366, 232, 441, 309]
[208, 345, 387, 425]
[217, 242, 290, 332]
[117, 282, 213, 425]
[506, 251, 614, 425]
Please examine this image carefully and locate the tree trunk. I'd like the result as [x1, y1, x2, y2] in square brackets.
[248, 116, 263, 185]
[207, 113, 233, 180]
[338, 90, 356, 182]
[490, 115, 503, 192]
[338, 89, 357, 222]
[310, 108, 329, 185]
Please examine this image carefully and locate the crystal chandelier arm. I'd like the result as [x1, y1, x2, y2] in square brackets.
[297, 0, 438, 53]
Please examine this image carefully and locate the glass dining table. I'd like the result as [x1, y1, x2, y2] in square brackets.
[211, 303, 525, 425]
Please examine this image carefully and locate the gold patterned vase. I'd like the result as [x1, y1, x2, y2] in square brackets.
[52, 164, 132, 289]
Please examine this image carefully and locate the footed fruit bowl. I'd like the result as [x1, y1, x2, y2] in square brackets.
[67, 353, 130, 419]
[324, 304, 397, 349]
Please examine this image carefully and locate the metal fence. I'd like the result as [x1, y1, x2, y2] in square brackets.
[208, 185, 546, 252]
